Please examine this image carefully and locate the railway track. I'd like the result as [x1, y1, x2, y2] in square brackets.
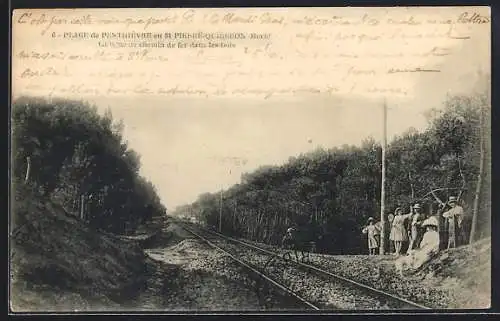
[180, 222, 432, 310]
[180, 223, 320, 310]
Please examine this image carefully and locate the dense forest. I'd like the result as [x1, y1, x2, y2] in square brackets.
[176, 86, 491, 254]
[11, 96, 167, 235]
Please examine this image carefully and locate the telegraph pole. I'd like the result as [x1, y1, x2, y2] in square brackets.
[219, 187, 223, 233]
[380, 98, 388, 255]
[24, 156, 31, 184]
[80, 194, 85, 221]
[233, 200, 237, 228]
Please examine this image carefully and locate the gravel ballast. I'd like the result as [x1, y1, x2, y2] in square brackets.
[195, 230, 413, 310]
[132, 224, 307, 311]
[239, 236, 491, 309]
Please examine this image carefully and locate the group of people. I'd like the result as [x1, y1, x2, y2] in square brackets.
[388, 202, 427, 256]
[362, 196, 469, 271]
[280, 195, 469, 275]
[394, 215, 441, 276]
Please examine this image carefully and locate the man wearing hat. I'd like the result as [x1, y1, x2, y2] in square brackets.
[283, 226, 297, 248]
[408, 203, 425, 251]
[442, 196, 465, 249]
[282, 226, 300, 260]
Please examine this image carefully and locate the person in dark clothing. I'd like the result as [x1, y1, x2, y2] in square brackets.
[442, 196, 465, 249]
[408, 203, 426, 251]
[282, 227, 309, 262]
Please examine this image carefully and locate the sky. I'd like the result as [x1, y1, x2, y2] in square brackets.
[12, 7, 491, 209]
[88, 17, 489, 208]
[88, 69, 486, 209]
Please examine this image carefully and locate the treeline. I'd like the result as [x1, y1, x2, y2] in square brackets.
[178, 89, 491, 254]
[11, 97, 167, 234]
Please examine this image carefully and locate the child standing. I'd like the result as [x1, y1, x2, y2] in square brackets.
[362, 217, 381, 255]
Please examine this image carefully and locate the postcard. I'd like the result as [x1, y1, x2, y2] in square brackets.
[10, 7, 491, 312]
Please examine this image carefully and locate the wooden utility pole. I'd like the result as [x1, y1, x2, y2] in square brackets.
[24, 156, 31, 184]
[380, 98, 388, 255]
[80, 194, 85, 221]
[219, 188, 223, 232]
[233, 200, 237, 228]
[470, 104, 485, 243]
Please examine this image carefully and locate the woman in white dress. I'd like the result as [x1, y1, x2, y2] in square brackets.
[389, 207, 413, 256]
[395, 216, 440, 276]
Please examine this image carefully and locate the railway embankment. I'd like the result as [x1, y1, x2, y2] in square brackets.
[10, 189, 151, 312]
[308, 239, 491, 310]
[242, 236, 491, 309]
[151, 222, 491, 310]
[10, 196, 297, 312]
[10, 191, 490, 312]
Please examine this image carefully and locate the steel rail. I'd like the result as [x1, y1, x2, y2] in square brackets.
[180, 224, 320, 310]
[205, 228, 432, 310]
